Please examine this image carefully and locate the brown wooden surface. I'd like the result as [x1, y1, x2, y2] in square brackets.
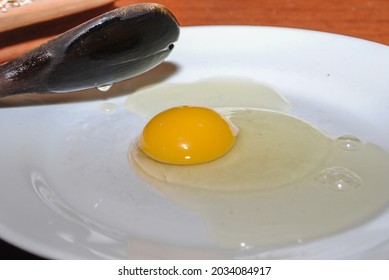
[0, 0, 114, 32]
[1, 0, 388, 64]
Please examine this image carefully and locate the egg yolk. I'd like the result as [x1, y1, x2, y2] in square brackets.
[139, 106, 238, 165]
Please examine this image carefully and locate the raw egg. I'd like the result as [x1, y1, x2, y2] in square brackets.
[126, 78, 389, 249]
[139, 106, 238, 165]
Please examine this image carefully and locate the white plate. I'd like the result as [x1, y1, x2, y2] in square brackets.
[1, 26, 389, 259]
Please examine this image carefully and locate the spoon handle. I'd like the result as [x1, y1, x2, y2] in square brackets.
[0, 45, 51, 97]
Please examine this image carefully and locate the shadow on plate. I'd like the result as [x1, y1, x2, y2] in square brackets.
[0, 62, 179, 108]
[0, 239, 44, 260]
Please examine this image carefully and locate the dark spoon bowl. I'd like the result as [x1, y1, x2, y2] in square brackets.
[0, 3, 180, 97]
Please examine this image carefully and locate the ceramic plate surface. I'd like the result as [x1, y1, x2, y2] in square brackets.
[1, 26, 389, 259]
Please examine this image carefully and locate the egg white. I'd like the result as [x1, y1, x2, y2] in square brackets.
[126, 78, 389, 248]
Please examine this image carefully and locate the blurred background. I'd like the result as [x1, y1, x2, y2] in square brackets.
[1, 0, 388, 64]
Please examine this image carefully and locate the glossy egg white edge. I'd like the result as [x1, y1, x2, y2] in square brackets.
[0, 26, 388, 259]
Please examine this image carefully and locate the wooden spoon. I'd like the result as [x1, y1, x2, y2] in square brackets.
[0, 3, 180, 97]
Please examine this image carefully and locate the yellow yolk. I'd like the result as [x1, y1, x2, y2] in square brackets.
[139, 106, 237, 165]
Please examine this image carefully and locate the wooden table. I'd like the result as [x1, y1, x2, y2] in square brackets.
[0, 0, 388, 259]
[1, 0, 388, 64]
